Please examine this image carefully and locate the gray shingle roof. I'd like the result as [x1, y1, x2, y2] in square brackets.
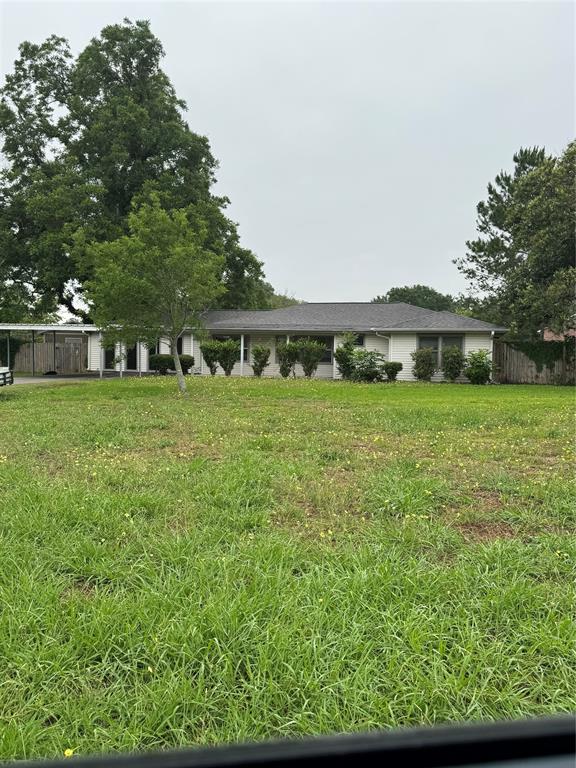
[199, 303, 507, 333]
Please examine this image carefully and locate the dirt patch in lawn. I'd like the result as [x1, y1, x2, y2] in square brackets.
[456, 520, 517, 542]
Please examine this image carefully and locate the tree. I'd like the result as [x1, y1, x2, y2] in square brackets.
[455, 142, 576, 338]
[372, 285, 455, 312]
[411, 348, 436, 381]
[297, 339, 326, 378]
[199, 341, 220, 376]
[334, 333, 358, 380]
[85, 196, 224, 394]
[216, 339, 240, 377]
[251, 345, 271, 377]
[441, 345, 465, 382]
[0, 19, 267, 318]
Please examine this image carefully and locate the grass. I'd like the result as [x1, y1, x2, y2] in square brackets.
[0, 377, 574, 759]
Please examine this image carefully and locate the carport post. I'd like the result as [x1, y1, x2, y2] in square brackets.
[137, 342, 142, 377]
[53, 331, 57, 372]
[31, 330, 36, 376]
[240, 334, 244, 376]
[99, 333, 104, 379]
[6, 331, 10, 369]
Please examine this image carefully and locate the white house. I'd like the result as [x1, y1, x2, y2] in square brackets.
[0, 303, 507, 380]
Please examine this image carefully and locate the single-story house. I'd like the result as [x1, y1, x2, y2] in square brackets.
[0, 303, 507, 380]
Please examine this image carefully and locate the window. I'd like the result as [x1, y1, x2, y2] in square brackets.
[212, 335, 249, 362]
[177, 336, 183, 355]
[354, 334, 365, 346]
[417, 335, 464, 367]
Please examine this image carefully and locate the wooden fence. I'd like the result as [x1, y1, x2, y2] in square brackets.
[493, 341, 575, 385]
[12, 335, 89, 375]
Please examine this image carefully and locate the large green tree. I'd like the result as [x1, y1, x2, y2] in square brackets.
[372, 284, 455, 311]
[85, 196, 224, 394]
[455, 142, 576, 338]
[0, 19, 267, 320]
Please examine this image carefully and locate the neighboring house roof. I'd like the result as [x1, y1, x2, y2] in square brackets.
[200, 303, 508, 333]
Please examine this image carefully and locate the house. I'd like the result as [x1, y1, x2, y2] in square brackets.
[0, 303, 507, 380]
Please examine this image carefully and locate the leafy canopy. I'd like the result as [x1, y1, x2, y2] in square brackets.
[0, 19, 268, 319]
[372, 285, 455, 312]
[85, 196, 224, 393]
[456, 142, 576, 338]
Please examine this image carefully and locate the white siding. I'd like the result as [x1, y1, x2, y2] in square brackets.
[87, 332, 101, 371]
[464, 333, 493, 356]
[389, 333, 418, 380]
[390, 332, 494, 381]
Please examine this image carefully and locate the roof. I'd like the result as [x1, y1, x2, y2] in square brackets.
[0, 304, 507, 335]
[200, 303, 507, 333]
[0, 323, 98, 332]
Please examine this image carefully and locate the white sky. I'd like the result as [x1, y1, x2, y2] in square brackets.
[1, 0, 574, 301]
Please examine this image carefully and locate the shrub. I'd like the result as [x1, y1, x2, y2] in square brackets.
[411, 347, 436, 381]
[464, 349, 492, 384]
[334, 332, 357, 380]
[216, 339, 240, 376]
[297, 338, 327, 378]
[200, 341, 221, 376]
[441, 345, 465, 382]
[383, 361, 403, 381]
[149, 353, 194, 375]
[351, 349, 385, 382]
[251, 345, 271, 377]
[276, 342, 300, 378]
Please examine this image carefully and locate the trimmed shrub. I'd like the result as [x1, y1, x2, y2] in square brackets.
[411, 347, 436, 381]
[441, 345, 465, 382]
[334, 332, 357, 380]
[200, 341, 221, 376]
[216, 339, 240, 376]
[464, 349, 492, 384]
[277, 342, 300, 378]
[149, 353, 194, 375]
[251, 345, 271, 377]
[351, 349, 385, 382]
[383, 361, 403, 381]
[297, 338, 327, 378]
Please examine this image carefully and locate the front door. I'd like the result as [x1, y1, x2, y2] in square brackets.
[126, 344, 137, 371]
[104, 347, 116, 370]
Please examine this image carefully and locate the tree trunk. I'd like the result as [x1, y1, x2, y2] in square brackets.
[171, 339, 187, 395]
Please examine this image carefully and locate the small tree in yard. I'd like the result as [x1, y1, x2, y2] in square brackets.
[334, 332, 357, 380]
[277, 342, 300, 378]
[251, 345, 271, 377]
[464, 349, 492, 384]
[441, 346, 465, 382]
[351, 349, 385, 382]
[298, 339, 327, 378]
[85, 196, 224, 394]
[411, 347, 436, 381]
[200, 341, 221, 376]
[383, 361, 403, 381]
[216, 340, 240, 376]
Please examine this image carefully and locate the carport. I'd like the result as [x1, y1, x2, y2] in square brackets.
[0, 323, 95, 376]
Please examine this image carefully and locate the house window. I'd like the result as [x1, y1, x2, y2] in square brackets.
[292, 335, 334, 364]
[212, 335, 249, 362]
[418, 335, 464, 367]
[354, 334, 365, 346]
[177, 336, 183, 355]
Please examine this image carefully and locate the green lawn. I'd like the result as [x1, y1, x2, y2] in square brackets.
[0, 378, 574, 759]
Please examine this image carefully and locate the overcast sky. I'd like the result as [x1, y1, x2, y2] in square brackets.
[1, 0, 574, 302]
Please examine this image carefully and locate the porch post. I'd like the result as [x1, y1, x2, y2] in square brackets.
[137, 341, 142, 377]
[53, 331, 57, 372]
[119, 343, 123, 378]
[6, 331, 10, 369]
[31, 330, 36, 376]
[332, 336, 337, 379]
[240, 334, 244, 376]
